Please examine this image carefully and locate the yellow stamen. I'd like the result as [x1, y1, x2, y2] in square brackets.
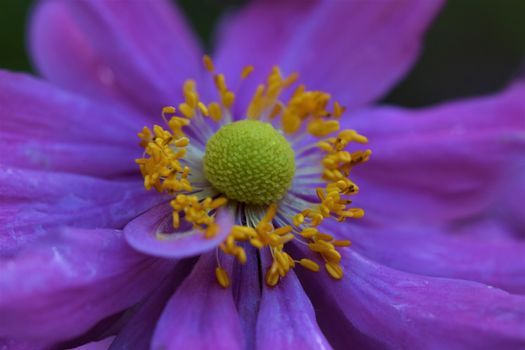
[241, 65, 254, 79]
[325, 261, 343, 280]
[203, 55, 215, 73]
[215, 267, 230, 288]
[333, 240, 352, 247]
[208, 102, 222, 122]
[299, 258, 320, 272]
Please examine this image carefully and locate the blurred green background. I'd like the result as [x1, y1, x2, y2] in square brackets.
[0, 0, 524, 107]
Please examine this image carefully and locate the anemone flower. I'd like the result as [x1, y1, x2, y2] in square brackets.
[1, 1, 524, 349]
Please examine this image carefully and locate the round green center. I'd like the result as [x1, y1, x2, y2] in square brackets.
[204, 120, 295, 205]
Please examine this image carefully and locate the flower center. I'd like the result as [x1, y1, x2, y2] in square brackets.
[135, 55, 371, 288]
[203, 120, 295, 205]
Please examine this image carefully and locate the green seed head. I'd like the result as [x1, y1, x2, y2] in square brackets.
[204, 120, 296, 205]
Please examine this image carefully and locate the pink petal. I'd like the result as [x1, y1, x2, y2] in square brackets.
[0, 228, 174, 345]
[70, 337, 115, 350]
[29, 0, 203, 115]
[215, 0, 443, 109]
[231, 246, 261, 349]
[339, 225, 525, 294]
[0, 168, 162, 255]
[296, 247, 525, 349]
[124, 204, 233, 258]
[347, 82, 525, 236]
[109, 261, 194, 350]
[256, 251, 331, 350]
[0, 71, 144, 177]
[152, 253, 243, 349]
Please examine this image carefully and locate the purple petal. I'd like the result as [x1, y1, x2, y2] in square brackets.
[215, 0, 443, 109]
[347, 82, 525, 236]
[124, 204, 233, 258]
[152, 252, 243, 349]
[256, 251, 331, 350]
[0, 168, 162, 255]
[296, 247, 525, 349]
[71, 338, 115, 350]
[340, 225, 525, 294]
[29, 0, 203, 115]
[0, 339, 50, 350]
[109, 260, 195, 350]
[0, 71, 145, 177]
[231, 245, 261, 350]
[0, 228, 174, 345]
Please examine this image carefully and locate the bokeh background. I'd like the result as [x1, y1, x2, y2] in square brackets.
[1, 0, 524, 107]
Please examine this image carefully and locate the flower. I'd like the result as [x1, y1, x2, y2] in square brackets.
[1, 1, 524, 349]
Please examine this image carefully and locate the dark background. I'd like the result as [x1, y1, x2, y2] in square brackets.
[1, 0, 524, 107]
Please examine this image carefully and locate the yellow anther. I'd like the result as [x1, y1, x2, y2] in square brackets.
[325, 262, 343, 280]
[236, 247, 247, 264]
[318, 141, 333, 152]
[308, 120, 340, 137]
[185, 92, 198, 108]
[205, 223, 219, 238]
[269, 103, 283, 120]
[250, 238, 264, 249]
[215, 267, 230, 288]
[283, 72, 299, 88]
[299, 258, 320, 272]
[138, 127, 153, 147]
[316, 233, 334, 241]
[214, 74, 227, 92]
[274, 251, 289, 270]
[261, 204, 278, 225]
[210, 197, 228, 209]
[178, 103, 194, 118]
[174, 137, 189, 147]
[281, 111, 301, 134]
[208, 102, 222, 122]
[197, 101, 209, 116]
[323, 249, 342, 263]
[339, 129, 368, 144]
[273, 226, 293, 236]
[293, 213, 305, 226]
[203, 55, 215, 72]
[277, 233, 295, 245]
[172, 212, 180, 229]
[222, 91, 236, 109]
[162, 106, 176, 116]
[241, 65, 254, 79]
[299, 228, 318, 238]
[333, 240, 352, 247]
[333, 101, 346, 118]
[266, 268, 280, 287]
[232, 225, 257, 237]
[247, 84, 265, 119]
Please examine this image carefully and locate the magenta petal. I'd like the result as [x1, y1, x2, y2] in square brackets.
[231, 246, 262, 350]
[152, 253, 243, 349]
[0, 168, 162, 255]
[215, 0, 443, 109]
[0, 339, 49, 350]
[348, 83, 525, 234]
[256, 251, 331, 350]
[124, 204, 233, 258]
[297, 248, 525, 349]
[341, 225, 525, 294]
[109, 261, 194, 350]
[0, 71, 145, 176]
[29, 0, 202, 114]
[71, 338, 115, 350]
[0, 228, 174, 344]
